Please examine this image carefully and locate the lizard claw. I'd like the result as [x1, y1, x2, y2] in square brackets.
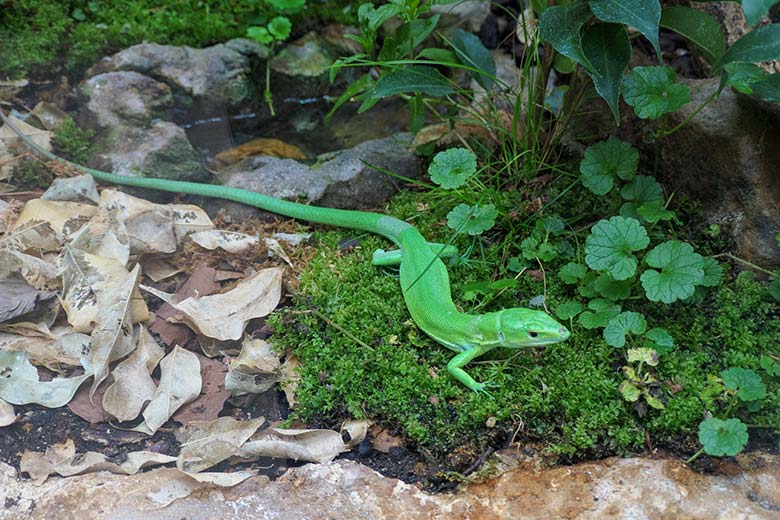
[472, 381, 499, 397]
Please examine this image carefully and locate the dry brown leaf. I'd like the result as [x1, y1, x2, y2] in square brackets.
[263, 237, 293, 267]
[0, 276, 54, 323]
[0, 249, 59, 289]
[0, 114, 52, 152]
[126, 468, 255, 509]
[140, 256, 182, 282]
[225, 337, 283, 396]
[0, 398, 16, 427]
[132, 346, 202, 435]
[189, 229, 259, 253]
[70, 208, 131, 266]
[172, 354, 230, 423]
[89, 264, 141, 397]
[341, 419, 370, 448]
[150, 263, 220, 348]
[14, 199, 96, 236]
[102, 326, 165, 422]
[369, 426, 406, 453]
[99, 190, 213, 254]
[20, 439, 176, 484]
[280, 354, 301, 409]
[141, 267, 283, 341]
[60, 246, 148, 333]
[1, 220, 61, 252]
[0, 350, 91, 407]
[0, 324, 89, 369]
[176, 416, 265, 473]
[66, 376, 111, 424]
[238, 427, 348, 463]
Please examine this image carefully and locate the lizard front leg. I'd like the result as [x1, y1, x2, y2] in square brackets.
[371, 243, 459, 266]
[446, 345, 496, 394]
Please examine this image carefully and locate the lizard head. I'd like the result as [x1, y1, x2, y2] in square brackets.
[479, 308, 570, 348]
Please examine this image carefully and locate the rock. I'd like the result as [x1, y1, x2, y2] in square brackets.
[91, 121, 207, 183]
[90, 39, 268, 116]
[1, 454, 779, 519]
[214, 133, 416, 219]
[270, 28, 362, 100]
[29, 101, 69, 131]
[656, 78, 780, 268]
[79, 71, 173, 130]
[431, 1, 491, 32]
[41, 175, 100, 204]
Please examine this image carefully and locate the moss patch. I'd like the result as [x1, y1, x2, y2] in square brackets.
[270, 190, 780, 465]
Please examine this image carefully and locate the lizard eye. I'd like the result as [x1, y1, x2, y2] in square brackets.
[528, 331, 539, 338]
[498, 331, 506, 342]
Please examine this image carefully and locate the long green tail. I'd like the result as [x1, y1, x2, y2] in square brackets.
[0, 110, 411, 243]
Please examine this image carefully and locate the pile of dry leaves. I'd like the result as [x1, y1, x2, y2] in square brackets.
[0, 117, 367, 487]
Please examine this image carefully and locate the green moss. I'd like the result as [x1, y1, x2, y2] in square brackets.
[11, 159, 53, 190]
[270, 188, 780, 462]
[52, 117, 95, 164]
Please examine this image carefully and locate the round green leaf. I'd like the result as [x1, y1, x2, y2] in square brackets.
[428, 148, 477, 189]
[620, 175, 664, 204]
[559, 262, 588, 284]
[268, 16, 292, 41]
[721, 367, 766, 401]
[622, 66, 691, 119]
[619, 380, 641, 402]
[698, 417, 748, 457]
[627, 347, 659, 366]
[556, 300, 584, 320]
[723, 62, 766, 94]
[247, 26, 273, 45]
[446, 203, 497, 236]
[585, 216, 650, 281]
[636, 200, 675, 223]
[579, 137, 639, 195]
[594, 273, 633, 301]
[603, 311, 647, 347]
[644, 327, 674, 355]
[640, 240, 704, 303]
[700, 257, 723, 288]
[577, 299, 621, 330]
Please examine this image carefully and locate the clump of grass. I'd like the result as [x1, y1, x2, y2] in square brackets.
[52, 117, 95, 164]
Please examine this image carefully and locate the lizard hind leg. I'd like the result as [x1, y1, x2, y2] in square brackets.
[371, 243, 459, 266]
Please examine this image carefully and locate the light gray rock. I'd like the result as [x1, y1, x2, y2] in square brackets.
[90, 38, 268, 115]
[41, 175, 100, 204]
[657, 78, 780, 268]
[91, 121, 207, 183]
[79, 71, 173, 130]
[431, 1, 491, 32]
[2, 454, 779, 519]
[214, 133, 416, 219]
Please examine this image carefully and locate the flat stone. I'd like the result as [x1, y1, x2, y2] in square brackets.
[1, 454, 778, 519]
[79, 71, 173, 130]
[214, 133, 416, 219]
[41, 175, 100, 204]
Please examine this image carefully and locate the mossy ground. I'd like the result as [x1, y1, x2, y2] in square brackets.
[0, 0, 364, 80]
[270, 187, 780, 465]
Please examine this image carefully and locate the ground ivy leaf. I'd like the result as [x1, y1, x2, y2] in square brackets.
[641, 240, 704, 303]
[721, 367, 766, 401]
[627, 347, 659, 366]
[594, 272, 633, 300]
[603, 311, 647, 347]
[644, 327, 674, 355]
[556, 300, 584, 320]
[636, 200, 675, 223]
[580, 137, 639, 195]
[622, 66, 691, 119]
[446, 203, 497, 236]
[559, 262, 588, 284]
[698, 417, 748, 457]
[585, 216, 650, 280]
[769, 279, 780, 301]
[620, 175, 664, 204]
[428, 148, 477, 189]
[578, 298, 621, 329]
[619, 380, 641, 402]
[760, 355, 780, 377]
[700, 258, 722, 287]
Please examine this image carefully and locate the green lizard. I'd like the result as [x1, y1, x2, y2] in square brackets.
[1, 109, 570, 393]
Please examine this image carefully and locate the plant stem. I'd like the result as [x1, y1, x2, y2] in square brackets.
[685, 447, 704, 464]
[654, 91, 717, 139]
[265, 56, 276, 117]
[712, 253, 778, 278]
